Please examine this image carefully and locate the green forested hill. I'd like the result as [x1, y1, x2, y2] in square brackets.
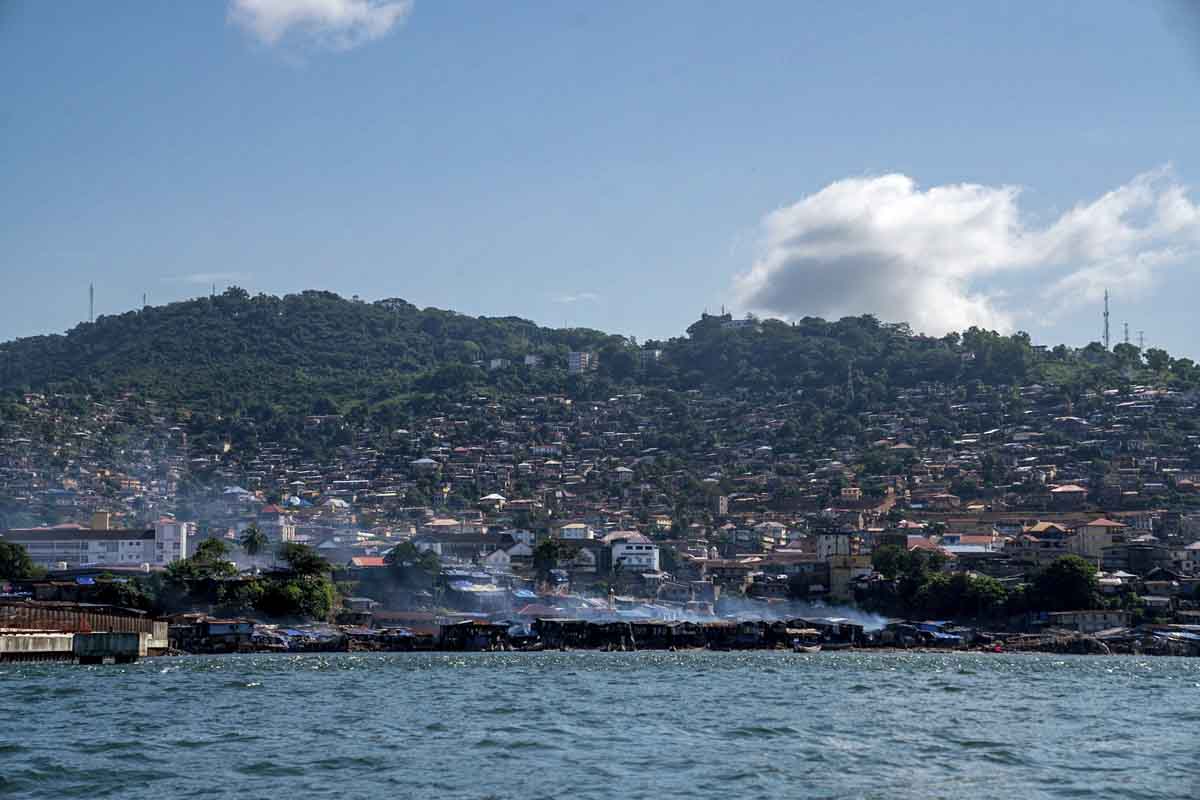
[0, 289, 618, 414]
[1, 288, 1197, 419]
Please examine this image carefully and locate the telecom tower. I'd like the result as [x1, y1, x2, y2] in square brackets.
[1124, 322, 1130, 346]
[89, 283, 94, 323]
[1103, 289, 1110, 350]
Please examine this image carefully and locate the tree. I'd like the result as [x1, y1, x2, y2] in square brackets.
[239, 525, 270, 558]
[166, 537, 238, 582]
[658, 544, 680, 576]
[1034, 555, 1100, 612]
[963, 574, 1008, 618]
[533, 539, 567, 581]
[94, 578, 154, 611]
[0, 541, 40, 581]
[385, 542, 441, 588]
[871, 544, 906, 580]
[255, 575, 334, 620]
[1144, 348, 1170, 372]
[194, 537, 230, 564]
[277, 543, 329, 576]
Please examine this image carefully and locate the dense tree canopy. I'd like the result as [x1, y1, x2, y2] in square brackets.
[1033, 556, 1100, 612]
[4, 291, 1198, 427]
[0, 541, 40, 581]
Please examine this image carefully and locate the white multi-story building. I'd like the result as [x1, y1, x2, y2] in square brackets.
[153, 520, 192, 565]
[606, 532, 660, 572]
[2, 520, 192, 570]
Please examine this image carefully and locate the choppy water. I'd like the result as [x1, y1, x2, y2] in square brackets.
[2, 651, 1198, 799]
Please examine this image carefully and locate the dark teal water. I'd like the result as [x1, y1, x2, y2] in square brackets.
[1, 651, 1197, 799]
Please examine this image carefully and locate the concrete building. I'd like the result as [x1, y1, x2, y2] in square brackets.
[1070, 518, 1128, 564]
[568, 351, 597, 374]
[605, 531, 660, 572]
[557, 522, 595, 541]
[153, 520, 191, 565]
[1, 519, 191, 569]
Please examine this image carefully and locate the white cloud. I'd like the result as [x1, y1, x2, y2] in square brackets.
[229, 0, 413, 50]
[734, 168, 1200, 336]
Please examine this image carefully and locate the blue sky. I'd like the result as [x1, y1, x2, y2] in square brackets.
[3, 1, 1200, 354]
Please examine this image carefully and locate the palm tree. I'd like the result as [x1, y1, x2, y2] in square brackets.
[240, 525, 270, 562]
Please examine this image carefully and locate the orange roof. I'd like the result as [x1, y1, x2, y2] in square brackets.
[1085, 518, 1126, 528]
[351, 556, 386, 568]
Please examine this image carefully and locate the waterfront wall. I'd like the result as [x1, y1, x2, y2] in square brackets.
[0, 600, 167, 650]
[73, 632, 149, 662]
[0, 632, 75, 661]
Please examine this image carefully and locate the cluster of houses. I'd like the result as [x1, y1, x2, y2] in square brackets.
[4, 378, 1200, 629]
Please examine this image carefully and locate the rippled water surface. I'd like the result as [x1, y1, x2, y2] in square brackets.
[2, 651, 1198, 799]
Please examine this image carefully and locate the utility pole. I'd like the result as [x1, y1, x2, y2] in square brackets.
[1103, 289, 1110, 350]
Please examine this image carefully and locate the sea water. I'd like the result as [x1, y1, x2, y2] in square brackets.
[1, 651, 1197, 799]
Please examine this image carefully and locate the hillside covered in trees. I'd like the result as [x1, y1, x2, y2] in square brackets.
[2, 288, 1198, 419]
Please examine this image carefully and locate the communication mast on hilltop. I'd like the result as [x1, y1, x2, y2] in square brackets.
[1124, 322, 1130, 346]
[1139, 330, 1145, 350]
[89, 283, 94, 323]
[1103, 289, 1110, 350]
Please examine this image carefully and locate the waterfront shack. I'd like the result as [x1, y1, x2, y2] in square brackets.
[439, 620, 511, 651]
[534, 618, 591, 649]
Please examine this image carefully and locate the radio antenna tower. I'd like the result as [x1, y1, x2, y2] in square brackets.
[1138, 330, 1145, 350]
[1124, 322, 1130, 346]
[89, 283, 94, 323]
[1103, 289, 1110, 350]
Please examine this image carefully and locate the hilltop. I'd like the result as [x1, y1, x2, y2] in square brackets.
[0, 289, 618, 415]
[1, 289, 1197, 419]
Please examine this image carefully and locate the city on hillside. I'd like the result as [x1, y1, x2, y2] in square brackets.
[2, 303, 1200, 656]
